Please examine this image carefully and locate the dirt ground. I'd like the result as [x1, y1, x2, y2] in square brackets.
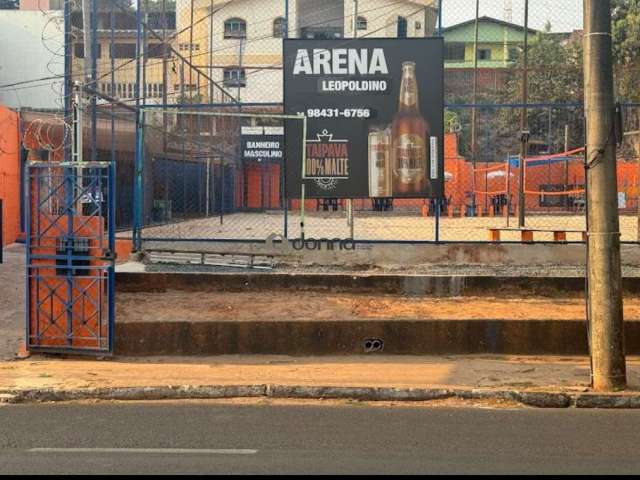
[132, 212, 640, 243]
[6, 355, 640, 392]
[116, 290, 640, 323]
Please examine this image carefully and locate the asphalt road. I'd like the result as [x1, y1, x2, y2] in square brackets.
[2, 402, 640, 475]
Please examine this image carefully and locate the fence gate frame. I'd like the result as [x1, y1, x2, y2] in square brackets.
[26, 161, 115, 355]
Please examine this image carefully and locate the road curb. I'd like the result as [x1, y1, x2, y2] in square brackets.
[3, 384, 639, 408]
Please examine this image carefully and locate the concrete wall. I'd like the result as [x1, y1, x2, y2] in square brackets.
[140, 240, 640, 269]
[0, 10, 64, 110]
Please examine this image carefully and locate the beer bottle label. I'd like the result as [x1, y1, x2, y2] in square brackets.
[394, 133, 426, 184]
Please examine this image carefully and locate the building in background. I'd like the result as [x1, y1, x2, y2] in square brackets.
[70, 7, 176, 104]
[20, 0, 63, 9]
[172, 0, 439, 104]
[442, 16, 537, 99]
[0, 9, 64, 109]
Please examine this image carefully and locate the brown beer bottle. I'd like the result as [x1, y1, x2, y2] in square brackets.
[392, 62, 430, 196]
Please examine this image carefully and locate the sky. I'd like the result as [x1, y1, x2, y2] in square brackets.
[441, 0, 584, 33]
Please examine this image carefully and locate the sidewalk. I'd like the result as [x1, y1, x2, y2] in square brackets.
[0, 244, 24, 361]
[2, 355, 640, 408]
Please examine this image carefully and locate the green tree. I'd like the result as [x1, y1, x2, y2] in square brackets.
[501, 22, 583, 105]
[488, 24, 584, 158]
[612, 0, 640, 102]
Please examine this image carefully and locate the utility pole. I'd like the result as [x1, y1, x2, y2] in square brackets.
[517, 0, 529, 228]
[583, 0, 627, 391]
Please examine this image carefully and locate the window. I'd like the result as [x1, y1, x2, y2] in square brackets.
[147, 43, 168, 59]
[356, 16, 367, 31]
[224, 18, 246, 39]
[174, 84, 198, 92]
[477, 49, 492, 61]
[445, 43, 465, 62]
[300, 27, 343, 39]
[111, 43, 137, 59]
[74, 43, 102, 59]
[397, 16, 408, 38]
[223, 68, 246, 88]
[508, 47, 519, 61]
[178, 43, 200, 52]
[273, 17, 286, 38]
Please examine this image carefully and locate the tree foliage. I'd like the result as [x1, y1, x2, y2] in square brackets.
[612, 0, 640, 102]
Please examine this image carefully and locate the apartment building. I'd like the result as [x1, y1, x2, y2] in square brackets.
[172, 0, 439, 104]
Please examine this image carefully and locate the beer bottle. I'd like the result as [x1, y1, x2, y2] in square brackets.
[391, 61, 430, 196]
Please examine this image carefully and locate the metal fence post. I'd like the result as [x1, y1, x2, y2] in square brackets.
[283, 0, 290, 238]
[133, 3, 144, 251]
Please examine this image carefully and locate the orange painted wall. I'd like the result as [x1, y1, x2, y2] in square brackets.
[0, 107, 20, 246]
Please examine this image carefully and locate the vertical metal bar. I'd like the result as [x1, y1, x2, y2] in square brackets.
[209, 0, 214, 103]
[300, 116, 307, 239]
[25, 167, 32, 349]
[206, 158, 211, 217]
[91, 0, 97, 163]
[564, 123, 570, 198]
[220, 158, 225, 225]
[353, 0, 359, 38]
[64, 0, 72, 163]
[189, 0, 195, 96]
[65, 157, 75, 347]
[182, 130, 187, 219]
[437, 0, 443, 36]
[133, 2, 143, 251]
[108, 0, 117, 354]
[283, 0, 289, 238]
[143, 0, 149, 108]
[162, 0, 168, 152]
[506, 153, 512, 227]
[470, 0, 480, 216]
[518, 0, 530, 228]
[435, 198, 440, 242]
[134, 110, 145, 250]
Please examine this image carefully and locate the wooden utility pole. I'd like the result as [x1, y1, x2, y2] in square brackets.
[583, 0, 627, 391]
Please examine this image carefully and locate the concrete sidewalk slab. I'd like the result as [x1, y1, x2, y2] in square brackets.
[0, 244, 24, 361]
[1, 355, 640, 408]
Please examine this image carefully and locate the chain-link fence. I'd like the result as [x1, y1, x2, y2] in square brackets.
[24, 0, 639, 245]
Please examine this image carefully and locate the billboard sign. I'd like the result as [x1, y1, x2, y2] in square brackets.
[284, 38, 444, 199]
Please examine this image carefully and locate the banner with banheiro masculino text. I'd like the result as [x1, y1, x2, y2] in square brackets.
[284, 38, 444, 199]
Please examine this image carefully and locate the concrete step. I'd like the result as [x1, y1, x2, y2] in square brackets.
[117, 271, 640, 297]
[114, 271, 640, 357]
[115, 318, 640, 357]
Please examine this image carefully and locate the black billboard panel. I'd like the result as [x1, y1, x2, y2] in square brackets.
[284, 38, 444, 199]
